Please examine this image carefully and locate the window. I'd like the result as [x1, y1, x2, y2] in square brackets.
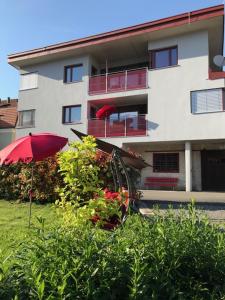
[17, 110, 35, 127]
[109, 111, 138, 129]
[91, 66, 98, 76]
[20, 72, 38, 90]
[64, 64, 83, 83]
[63, 105, 81, 124]
[191, 88, 225, 114]
[153, 153, 179, 173]
[150, 46, 178, 69]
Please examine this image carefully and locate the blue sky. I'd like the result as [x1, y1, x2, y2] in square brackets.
[0, 0, 223, 98]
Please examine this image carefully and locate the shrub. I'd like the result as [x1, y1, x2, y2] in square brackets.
[0, 157, 62, 202]
[57, 136, 106, 205]
[57, 188, 129, 229]
[2, 204, 225, 299]
[95, 150, 114, 190]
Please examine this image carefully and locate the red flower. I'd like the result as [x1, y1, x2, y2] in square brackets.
[90, 214, 101, 224]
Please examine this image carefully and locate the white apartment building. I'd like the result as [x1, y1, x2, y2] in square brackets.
[8, 4, 225, 192]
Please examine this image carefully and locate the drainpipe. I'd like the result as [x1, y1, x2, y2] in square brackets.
[105, 58, 108, 93]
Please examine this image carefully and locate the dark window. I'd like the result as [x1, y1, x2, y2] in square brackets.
[91, 66, 98, 76]
[150, 46, 178, 69]
[17, 110, 35, 127]
[63, 105, 81, 123]
[64, 64, 83, 83]
[153, 153, 179, 173]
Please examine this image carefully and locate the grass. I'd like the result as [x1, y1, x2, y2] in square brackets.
[0, 200, 58, 259]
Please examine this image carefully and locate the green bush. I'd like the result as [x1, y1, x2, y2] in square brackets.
[0, 145, 112, 203]
[57, 136, 110, 205]
[1, 204, 225, 299]
[0, 157, 62, 202]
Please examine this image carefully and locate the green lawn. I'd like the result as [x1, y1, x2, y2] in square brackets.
[0, 200, 58, 259]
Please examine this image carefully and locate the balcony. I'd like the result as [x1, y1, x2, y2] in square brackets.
[89, 68, 148, 95]
[88, 114, 147, 138]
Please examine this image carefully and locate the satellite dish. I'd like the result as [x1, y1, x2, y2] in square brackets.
[213, 55, 225, 67]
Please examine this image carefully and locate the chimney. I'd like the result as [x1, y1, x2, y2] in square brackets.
[7, 97, 10, 104]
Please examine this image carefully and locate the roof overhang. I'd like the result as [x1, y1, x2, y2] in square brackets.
[8, 4, 224, 68]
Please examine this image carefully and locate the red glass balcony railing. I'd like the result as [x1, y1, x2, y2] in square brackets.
[88, 115, 147, 138]
[89, 68, 148, 95]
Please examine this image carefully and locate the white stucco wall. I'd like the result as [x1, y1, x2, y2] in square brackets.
[192, 151, 202, 191]
[147, 30, 225, 142]
[140, 151, 185, 190]
[0, 128, 15, 149]
[15, 28, 225, 191]
[17, 55, 90, 140]
[16, 30, 225, 145]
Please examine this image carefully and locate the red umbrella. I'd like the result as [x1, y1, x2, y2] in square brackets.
[96, 105, 116, 119]
[0, 132, 68, 226]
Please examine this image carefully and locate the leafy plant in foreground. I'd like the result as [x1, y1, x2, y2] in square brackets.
[2, 203, 225, 299]
[57, 136, 103, 205]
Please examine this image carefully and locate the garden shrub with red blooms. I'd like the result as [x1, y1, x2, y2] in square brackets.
[90, 188, 129, 229]
[0, 139, 114, 203]
[0, 157, 63, 202]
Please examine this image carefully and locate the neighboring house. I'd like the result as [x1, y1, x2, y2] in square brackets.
[7, 4, 225, 192]
[0, 98, 18, 149]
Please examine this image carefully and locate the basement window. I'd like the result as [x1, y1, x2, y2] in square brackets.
[153, 153, 179, 173]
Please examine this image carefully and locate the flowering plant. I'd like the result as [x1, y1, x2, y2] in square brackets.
[89, 188, 129, 229]
[57, 188, 129, 229]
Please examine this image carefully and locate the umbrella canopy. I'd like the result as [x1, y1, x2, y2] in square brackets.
[0, 132, 68, 165]
[96, 105, 116, 119]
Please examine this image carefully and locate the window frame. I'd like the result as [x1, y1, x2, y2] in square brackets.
[150, 46, 178, 69]
[19, 72, 38, 91]
[17, 109, 35, 128]
[153, 152, 179, 173]
[64, 64, 83, 83]
[190, 87, 225, 114]
[62, 105, 82, 124]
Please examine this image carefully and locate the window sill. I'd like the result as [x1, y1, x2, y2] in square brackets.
[63, 80, 83, 84]
[62, 122, 82, 125]
[192, 110, 225, 115]
[19, 87, 38, 91]
[153, 171, 179, 174]
[16, 125, 35, 129]
[149, 64, 180, 71]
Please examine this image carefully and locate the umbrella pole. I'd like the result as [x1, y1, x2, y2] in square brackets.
[28, 164, 34, 228]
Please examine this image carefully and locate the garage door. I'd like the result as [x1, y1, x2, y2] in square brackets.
[201, 150, 225, 191]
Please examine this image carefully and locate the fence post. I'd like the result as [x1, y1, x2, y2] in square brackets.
[124, 117, 127, 136]
[146, 116, 148, 135]
[125, 70, 128, 90]
[104, 118, 107, 137]
[106, 73, 108, 93]
[146, 67, 148, 88]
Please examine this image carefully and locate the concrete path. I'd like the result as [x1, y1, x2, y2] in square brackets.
[138, 190, 225, 222]
[140, 190, 225, 203]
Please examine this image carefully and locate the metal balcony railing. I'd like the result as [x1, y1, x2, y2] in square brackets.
[88, 114, 147, 138]
[89, 67, 148, 95]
